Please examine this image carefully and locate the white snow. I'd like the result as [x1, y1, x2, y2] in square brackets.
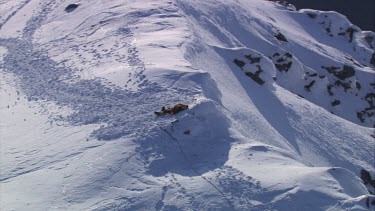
[1, 0, 374, 210]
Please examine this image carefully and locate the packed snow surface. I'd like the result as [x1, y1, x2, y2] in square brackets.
[0, 0, 374, 210]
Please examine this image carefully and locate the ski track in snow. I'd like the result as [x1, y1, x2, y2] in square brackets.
[0, 1, 195, 140]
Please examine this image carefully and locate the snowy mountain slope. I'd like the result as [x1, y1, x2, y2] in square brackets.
[180, 0, 375, 127]
[0, 0, 374, 210]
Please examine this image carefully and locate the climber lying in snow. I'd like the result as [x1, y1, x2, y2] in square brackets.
[154, 103, 189, 116]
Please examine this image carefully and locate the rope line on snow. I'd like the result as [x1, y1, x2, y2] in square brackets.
[158, 124, 236, 210]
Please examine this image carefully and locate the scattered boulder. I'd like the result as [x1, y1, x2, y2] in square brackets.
[65, 4, 79, 13]
[327, 84, 334, 96]
[364, 92, 375, 108]
[323, 66, 340, 72]
[336, 65, 356, 80]
[234, 56, 266, 85]
[275, 60, 292, 72]
[234, 59, 246, 68]
[356, 107, 374, 124]
[304, 80, 316, 91]
[331, 100, 341, 106]
[361, 169, 375, 192]
[307, 73, 318, 77]
[272, 52, 293, 72]
[245, 65, 265, 85]
[356, 82, 361, 90]
[324, 65, 355, 80]
[357, 112, 365, 123]
[245, 54, 261, 64]
[334, 80, 351, 91]
[275, 32, 288, 42]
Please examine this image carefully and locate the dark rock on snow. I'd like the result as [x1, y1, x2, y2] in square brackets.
[275, 32, 288, 42]
[234, 59, 246, 68]
[65, 4, 79, 13]
[245, 65, 265, 85]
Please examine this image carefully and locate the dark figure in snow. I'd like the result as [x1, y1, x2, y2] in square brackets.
[154, 104, 188, 116]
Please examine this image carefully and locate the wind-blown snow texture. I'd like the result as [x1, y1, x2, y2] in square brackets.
[0, 0, 374, 210]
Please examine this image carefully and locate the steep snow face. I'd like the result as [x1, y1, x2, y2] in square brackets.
[0, 0, 374, 210]
[178, 0, 375, 127]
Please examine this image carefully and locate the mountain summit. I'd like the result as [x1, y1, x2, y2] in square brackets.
[1, 0, 374, 210]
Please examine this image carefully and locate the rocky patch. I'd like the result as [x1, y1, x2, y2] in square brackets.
[245, 54, 261, 64]
[272, 52, 293, 72]
[331, 100, 340, 106]
[333, 80, 351, 92]
[317, 19, 334, 37]
[275, 32, 288, 42]
[323, 65, 355, 80]
[337, 27, 358, 43]
[327, 84, 334, 96]
[244, 65, 265, 85]
[308, 11, 360, 43]
[355, 82, 361, 90]
[358, 93, 375, 124]
[234, 59, 246, 68]
[361, 169, 375, 194]
[304, 80, 316, 92]
[233, 54, 266, 85]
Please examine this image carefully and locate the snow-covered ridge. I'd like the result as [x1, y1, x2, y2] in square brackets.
[0, 0, 374, 210]
[180, 0, 375, 127]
